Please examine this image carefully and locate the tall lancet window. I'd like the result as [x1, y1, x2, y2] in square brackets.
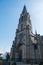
[21, 24, 23, 31]
[21, 15, 23, 22]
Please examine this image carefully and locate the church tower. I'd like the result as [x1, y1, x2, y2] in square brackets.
[10, 5, 41, 63]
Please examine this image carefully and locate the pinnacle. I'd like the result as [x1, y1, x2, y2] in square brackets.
[22, 5, 27, 14]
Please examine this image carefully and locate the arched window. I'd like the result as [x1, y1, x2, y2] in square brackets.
[19, 50, 22, 61]
[21, 24, 23, 31]
[21, 16, 23, 22]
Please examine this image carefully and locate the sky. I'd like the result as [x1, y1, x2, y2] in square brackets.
[0, 0, 43, 54]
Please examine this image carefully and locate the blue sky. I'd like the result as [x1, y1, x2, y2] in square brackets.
[0, 0, 43, 54]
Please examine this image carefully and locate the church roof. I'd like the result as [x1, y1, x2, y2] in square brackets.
[41, 36, 43, 40]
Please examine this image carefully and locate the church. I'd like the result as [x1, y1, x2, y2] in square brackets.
[10, 5, 43, 63]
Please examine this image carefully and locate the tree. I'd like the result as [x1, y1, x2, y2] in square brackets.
[6, 52, 10, 61]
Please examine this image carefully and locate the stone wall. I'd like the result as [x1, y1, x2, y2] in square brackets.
[16, 62, 39, 65]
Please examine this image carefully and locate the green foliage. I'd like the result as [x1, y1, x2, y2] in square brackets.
[39, 62, 43, 65]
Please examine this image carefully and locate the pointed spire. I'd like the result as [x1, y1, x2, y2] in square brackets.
[35, 30, 37, 35]
[22, 5, 27, 14]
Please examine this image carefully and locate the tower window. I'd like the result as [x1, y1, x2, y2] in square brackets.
[21, 16, 23, 21]
[21, 24, 23, 31]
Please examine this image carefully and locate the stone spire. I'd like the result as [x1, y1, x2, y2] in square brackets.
[22, 5, 27, 14]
